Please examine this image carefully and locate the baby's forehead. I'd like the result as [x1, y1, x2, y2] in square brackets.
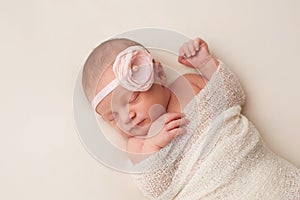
[110, 86, 137, 105]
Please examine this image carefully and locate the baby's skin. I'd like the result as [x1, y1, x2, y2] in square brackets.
[93, 38, 219, 163]
[125, 38, 219, 163]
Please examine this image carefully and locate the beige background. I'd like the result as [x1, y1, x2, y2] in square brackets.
[0, 0, 299, 199]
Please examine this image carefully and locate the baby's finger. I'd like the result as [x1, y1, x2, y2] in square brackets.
[158, 128, 186, 147]
[187, 40, 196, 56]
[193, 39, 200, 51]
[194, 38, 206, 47]
[178, 55, 194, 68]
[168, 127, 187, 137]
[182, 42, 193, 58]
[195, 38, 210, 53]
[163, 112, 185, 124]
[178, 46, 185, 57]
[165, 118, 189, 131]
[152, 125, 187, 147]
[179, 42, 189, 57]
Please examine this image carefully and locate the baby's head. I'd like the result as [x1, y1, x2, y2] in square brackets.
[82, 38, 170, 138]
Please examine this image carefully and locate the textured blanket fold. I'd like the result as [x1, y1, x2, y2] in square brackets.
[131, 61, 300, 200]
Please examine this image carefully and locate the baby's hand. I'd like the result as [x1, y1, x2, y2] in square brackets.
[142, 112, 189, 153]
[178, 38, 219, 80]
[178, 38, 215, 68]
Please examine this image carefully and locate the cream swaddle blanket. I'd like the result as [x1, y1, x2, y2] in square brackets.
[130, 61, 300, 199]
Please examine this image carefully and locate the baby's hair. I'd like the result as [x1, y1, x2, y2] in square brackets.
[82, 38, 145, 103]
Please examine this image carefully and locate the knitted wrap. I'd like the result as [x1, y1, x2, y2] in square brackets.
[130, 61, 300, 199]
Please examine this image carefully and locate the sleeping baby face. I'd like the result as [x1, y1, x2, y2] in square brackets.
[96, 80, 170, 138]
[93, 46, 170, 138]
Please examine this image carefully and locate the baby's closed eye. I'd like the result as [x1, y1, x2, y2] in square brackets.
[129, 92, 140, 103]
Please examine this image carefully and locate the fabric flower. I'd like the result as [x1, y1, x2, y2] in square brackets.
[112, 46, 154, 91]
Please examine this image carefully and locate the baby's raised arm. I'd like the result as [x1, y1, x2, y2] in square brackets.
[178, 38, 219, 80]
[127, 112, 188, 164]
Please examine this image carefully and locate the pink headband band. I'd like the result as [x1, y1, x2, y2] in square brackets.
[92, 45, 154, 111]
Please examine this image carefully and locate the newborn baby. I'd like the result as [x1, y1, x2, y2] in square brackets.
[82, 37, 299, 199]
[82, 37, 217, 161]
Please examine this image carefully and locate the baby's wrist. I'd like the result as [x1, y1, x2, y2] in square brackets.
[142, 141, 161, 154]
[195, 55, 219, 80]
[195, 55, 218, 69]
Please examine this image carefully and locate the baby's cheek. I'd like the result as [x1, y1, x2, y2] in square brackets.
[149, 104, 166, 122]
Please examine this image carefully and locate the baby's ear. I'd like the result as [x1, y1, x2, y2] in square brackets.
[153, 61, 167, 85]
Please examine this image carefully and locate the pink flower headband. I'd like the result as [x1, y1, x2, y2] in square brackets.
[92, 45, 154, 111]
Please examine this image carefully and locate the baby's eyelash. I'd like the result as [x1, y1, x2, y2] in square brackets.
[129, 92, 140, 103]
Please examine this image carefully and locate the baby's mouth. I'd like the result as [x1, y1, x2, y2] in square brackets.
[136, 119, 146, 127]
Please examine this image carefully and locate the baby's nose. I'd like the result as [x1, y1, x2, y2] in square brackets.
[128, 111, 136, 120]
[118, 110, 135, 125]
